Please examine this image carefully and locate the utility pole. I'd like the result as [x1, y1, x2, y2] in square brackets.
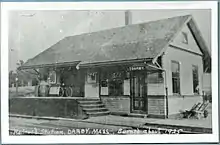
[15, 75, 18, 97]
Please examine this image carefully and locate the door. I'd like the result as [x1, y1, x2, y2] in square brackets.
[131, 71, 147, 114]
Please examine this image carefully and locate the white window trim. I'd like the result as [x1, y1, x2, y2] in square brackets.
[48, 70, 56, 84]
[171, 60, 181, 95]
[192, 65, 200, 94]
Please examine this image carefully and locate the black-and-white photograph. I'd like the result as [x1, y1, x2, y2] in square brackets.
[1, 1, 219, 144]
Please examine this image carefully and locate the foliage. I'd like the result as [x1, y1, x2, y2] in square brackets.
[9, 70, 17, 87]
[16, 60, 24, 66]
[9, 60, 39, 87]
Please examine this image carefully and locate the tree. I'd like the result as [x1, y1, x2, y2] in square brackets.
[9, 70, 13, 76]
[16, 60, 24, 66]
[9, 70, 16, 87]
[15, 60, 41, 86]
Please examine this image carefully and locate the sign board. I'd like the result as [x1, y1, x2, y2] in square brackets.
[101, 87, 108, 95]
[49, 86, 60, 95]
[111, 72, 122, 79]
[129, 66, 145, 71]
[123, 79, 130, 95]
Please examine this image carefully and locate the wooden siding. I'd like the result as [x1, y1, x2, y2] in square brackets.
[147, 83, 165, 95]
[148, 95, 166, 116]
[101, 96, 130, 114]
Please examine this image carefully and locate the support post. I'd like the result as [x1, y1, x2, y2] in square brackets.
[165, 87, 168, 118]
[164, 70, 169, 118]
[15, 77, 18, 97]
[99, 68, 101, 101]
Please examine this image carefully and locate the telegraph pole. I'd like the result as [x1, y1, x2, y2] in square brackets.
[15, 75, 18, 97]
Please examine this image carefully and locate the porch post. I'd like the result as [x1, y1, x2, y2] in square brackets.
[164, 71, 169, 118]
[99, 68, 101, 99]
[145, 71, 148, 114]
[129, 70, 132, 113]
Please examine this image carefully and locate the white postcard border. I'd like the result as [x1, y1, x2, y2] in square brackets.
[1, 1, 219, 144]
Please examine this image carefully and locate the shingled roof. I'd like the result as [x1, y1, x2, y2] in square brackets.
[20, 15, 210, 70]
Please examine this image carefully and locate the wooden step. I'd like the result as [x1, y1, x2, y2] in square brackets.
[77, 98, 100, 101]
[87, 111, 110, 117]
[81, 104, 105, 108]
[83, 108, 108, 113]
[78, 101, 102, 105]
[78, 98, 109, 117]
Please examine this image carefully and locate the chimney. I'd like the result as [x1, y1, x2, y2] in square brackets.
[125, 10, 132, 25]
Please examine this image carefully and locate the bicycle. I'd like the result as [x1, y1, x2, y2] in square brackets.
[48, 83, 78, 97]
[62, 84, 73, 97]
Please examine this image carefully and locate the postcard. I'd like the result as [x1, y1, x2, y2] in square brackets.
[1, 1, 219, 144]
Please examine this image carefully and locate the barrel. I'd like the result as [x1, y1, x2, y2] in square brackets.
[39, 84, 49, 97]
[38, 81, 49, 97]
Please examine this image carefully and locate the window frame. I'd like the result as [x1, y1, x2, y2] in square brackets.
[108, 79, 124, 96]
[48, 70, 56, 84]
[108, 71, 124, 96]
[171, 60, 181, 95]
[192, 65, 199, 94]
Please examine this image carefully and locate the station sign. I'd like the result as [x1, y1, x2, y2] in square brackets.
[129, 63, 146, 71]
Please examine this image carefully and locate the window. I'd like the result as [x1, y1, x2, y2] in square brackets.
[91, 74, 96, 81]
[192, 65, 199, 94]
[125, 71, 130, 80]
[87, 72, 97, 83]
[100, 71, 108, 87]
[101, 80, 108, 87]
[171, 61, 180, 94]
[108, 71, 124, 96]
[109, 79, 123, 96]
[48, 71, 56, 84]
[182, 32, 188, 44]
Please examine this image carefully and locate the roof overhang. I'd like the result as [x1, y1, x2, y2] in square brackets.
[18, 61, 80, 70]
[78, 58, 152, 68]
[18, 59, 153, 71]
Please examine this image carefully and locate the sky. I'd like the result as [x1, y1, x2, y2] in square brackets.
[8, 9, 211, 71]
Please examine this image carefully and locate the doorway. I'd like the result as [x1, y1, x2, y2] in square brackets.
[131, 71, 148, 114]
